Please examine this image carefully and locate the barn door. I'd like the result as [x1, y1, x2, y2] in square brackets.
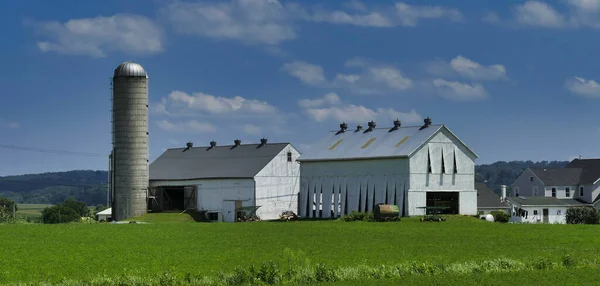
[222, 201, 236, 222]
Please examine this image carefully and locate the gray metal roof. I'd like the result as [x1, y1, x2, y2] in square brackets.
[565, 159, 600, 185]
[114, 62, 148, 78]
[507, 196, 590, 207]
[297, 124, 475, 162]
[476, 183, 509, 209]
[150, 143, 290, 181]
[530, 168, 583, 186]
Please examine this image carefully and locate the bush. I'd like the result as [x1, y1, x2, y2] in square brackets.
[341, 211, 375, 222]
[0, 197, 17, 222]
[491, 210, 510, 223]
[41, 205, 81, 224]
[566, 207, 600, 224]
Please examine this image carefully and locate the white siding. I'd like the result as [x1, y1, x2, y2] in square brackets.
[300, 158, 409, 218]
[254, 145, 301, 220]
[511, 169, 545, 197]
[510, 205, 567, 224]
[408, 129, 477, 216]
[544, 186, 578, 199]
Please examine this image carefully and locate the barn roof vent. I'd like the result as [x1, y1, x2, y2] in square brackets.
[419, 117, 432, 130]
[389, 119, 401, 132]
[207, 140, 217, 151]
[364, 121, 376, 133]
[234, 139, 242, 146]
[336, 122, 348, 135]
[258, 138, 268, 148]
[355, 124, 362, 132]
[183, 141, 193, 152]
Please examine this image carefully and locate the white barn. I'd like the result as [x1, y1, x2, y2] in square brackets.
[296, 118, 478, 218]
[149, 139, 300, 222]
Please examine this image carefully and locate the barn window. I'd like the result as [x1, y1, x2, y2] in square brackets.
[453, 151, 458, 174]
[427, 149, 432, 173]
[533, 210, 538, 215]
[441, 149, 446, 174]
[287, 152, 292, 162]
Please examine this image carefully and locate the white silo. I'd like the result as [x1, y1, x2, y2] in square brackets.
[110, 61, 149, 221]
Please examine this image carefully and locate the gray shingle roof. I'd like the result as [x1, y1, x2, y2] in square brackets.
[530, 168, 582, 186]
[507, 196, 590, 207]
[565, 159, 600, 185]
[297, 124, 477, 162]
[150, 143, 290, 181]
[476, 183, 509, 209]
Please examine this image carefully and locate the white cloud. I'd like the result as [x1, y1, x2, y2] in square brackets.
[157, 120, 217, 133]
[565, 76, 600, 98]
[29, 14, 163, 57]
[284, 59, 412, 95]
[161, 0, 298, 46]
[298, 93, 422, 124]
[242, 124, 262, 135]
[311, 2, 463, 27]
[157, 90, 277, 116]
[297, 92, 340, 108]
[0, 120, 19, 129]
[432, 79, 488, 101]
[514, 1, 565, 28]
[281, 61, 325, 85]
[487, 0, 600, 29]
[426, 55, 507, 81]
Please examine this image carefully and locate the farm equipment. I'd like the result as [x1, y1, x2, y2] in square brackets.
[236, 206, 261, 222]
[279, 210, 298, 221]
[374, 204, 401, 222]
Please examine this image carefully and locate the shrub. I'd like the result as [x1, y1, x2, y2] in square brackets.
[41, 205, 81, 224]
[0, 197, 17, 222]
[341, 211, 375, 222]
[491, 210, 510, 223]
[566, 207, 600, 224]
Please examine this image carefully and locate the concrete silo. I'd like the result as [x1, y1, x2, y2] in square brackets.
[110, 62, 149, 221]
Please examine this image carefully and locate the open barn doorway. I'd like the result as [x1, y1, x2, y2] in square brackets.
[163, 186, 185, 211]
[426, 192, 459, 215]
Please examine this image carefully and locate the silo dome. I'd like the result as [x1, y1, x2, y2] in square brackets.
[113, 61, 148, 78]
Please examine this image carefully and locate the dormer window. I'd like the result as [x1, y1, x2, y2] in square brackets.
[287, 152, 292, 162]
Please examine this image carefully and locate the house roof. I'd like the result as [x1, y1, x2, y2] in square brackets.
[530, 168, 583, 186]
[297, 123, 476, 162]
[506, 196, 590, 207]
[565, 159, 600, 185]
[96, 208, 112, 215]
[476, 183, 509, 209]
[150, 143, 290, 181]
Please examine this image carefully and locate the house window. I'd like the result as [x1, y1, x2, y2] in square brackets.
[580, 187, 584, 197]
[566, 187, 570, 197]
[529, 176, 534, 182]
[287, 152, 292, 162]
[532, 186, 538, 196]
[551, 188, 556, 197]
[533, 210, 538, 215]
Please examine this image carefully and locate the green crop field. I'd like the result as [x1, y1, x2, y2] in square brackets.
[1, 214, 600, 285]
[14, 204, 52, 218]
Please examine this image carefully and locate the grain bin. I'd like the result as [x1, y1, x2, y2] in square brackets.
[374, 204, 400, 221]
[110, 62, 149, 221]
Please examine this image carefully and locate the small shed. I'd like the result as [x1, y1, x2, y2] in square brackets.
[96, 208, 112, 221]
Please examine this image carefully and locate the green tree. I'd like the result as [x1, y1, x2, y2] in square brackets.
[0, 197, 17, 221]
[64, 197, 90, 217]
[41, 205, 80, 224]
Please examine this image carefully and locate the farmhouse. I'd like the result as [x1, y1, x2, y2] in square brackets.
[148, 139, 300, 222]
[506, 196, 589, 224]
[296, 118, 478, 218]
[511, 158, 600, 207]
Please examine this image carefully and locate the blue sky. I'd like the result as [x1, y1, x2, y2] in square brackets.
[2, 0, 600, 176]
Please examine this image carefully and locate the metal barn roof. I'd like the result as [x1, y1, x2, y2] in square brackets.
[150, 143, 290, 181]
[297, 123, 475, 162]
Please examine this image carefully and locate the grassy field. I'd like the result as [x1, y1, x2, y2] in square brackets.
[1, 214, 600, 285]
[14, 204, 52, 218]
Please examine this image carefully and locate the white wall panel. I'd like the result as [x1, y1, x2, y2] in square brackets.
[360, 176, 368, 212]
[333, 177, 339, 217]
[387, 177, 395, 205]
[195, 179, 255, 218]
[459, 190, 477, 215]
[308, 179, 315, 218]
[347, 176, 360, 212]
[367, 176, 375, 211]
[375, 174, 386, 205]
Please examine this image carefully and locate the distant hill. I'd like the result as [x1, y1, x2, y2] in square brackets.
[0, 160, 571, 205]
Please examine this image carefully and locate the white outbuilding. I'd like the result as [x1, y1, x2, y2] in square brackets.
[296, 118, 478, 218]
[148, 139, 300, 222]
